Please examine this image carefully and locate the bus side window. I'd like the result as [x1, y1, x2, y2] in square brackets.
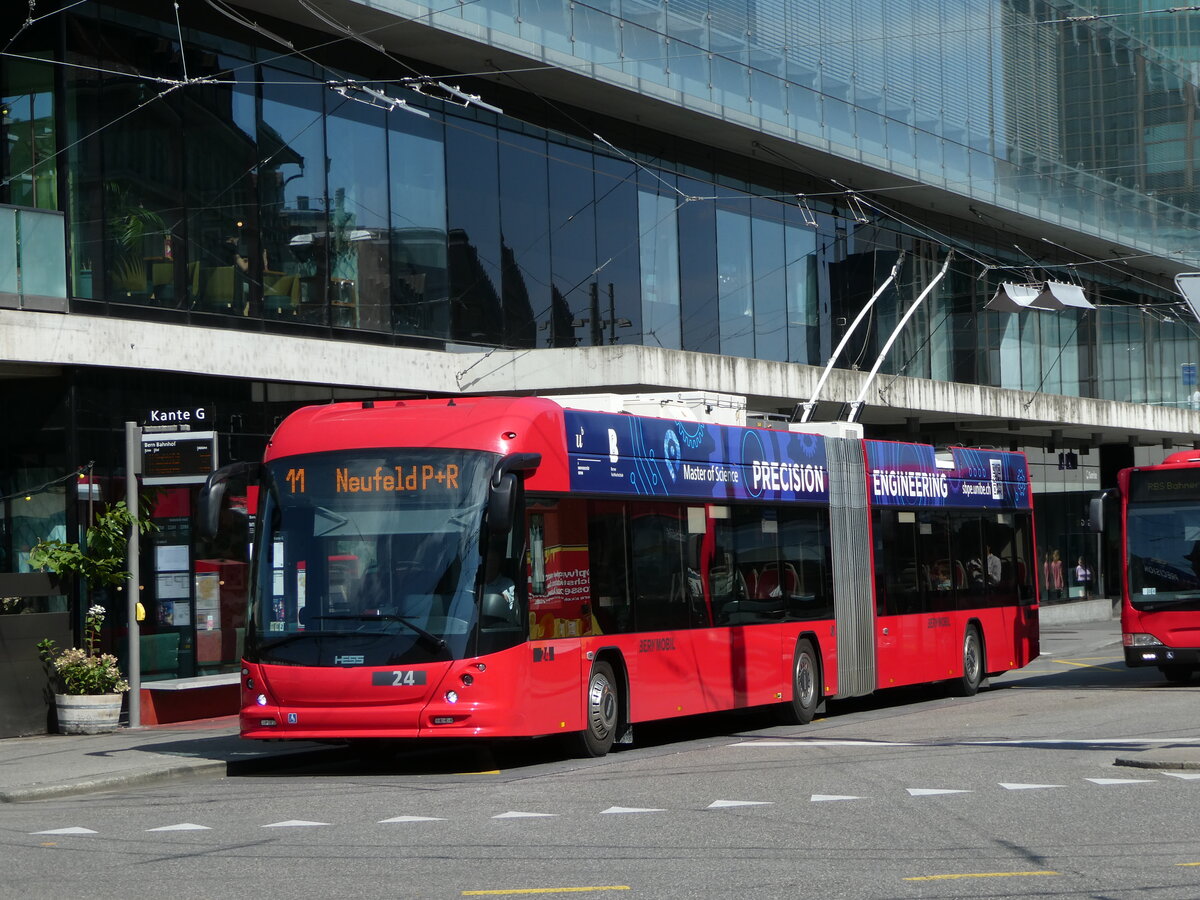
[586, 500, 633, 635]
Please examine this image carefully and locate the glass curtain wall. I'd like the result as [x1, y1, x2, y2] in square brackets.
[46, 3, 1198, 406]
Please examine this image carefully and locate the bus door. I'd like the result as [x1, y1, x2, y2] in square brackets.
[872, 509, 952, 686]
[523, 498, 588, 735]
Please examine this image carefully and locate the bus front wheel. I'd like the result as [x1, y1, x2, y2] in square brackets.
[1161, 665, 1193, 684]
[778, 638, 819, 725]
[575, 660, 619, 757]
[954, 625, 984, 697]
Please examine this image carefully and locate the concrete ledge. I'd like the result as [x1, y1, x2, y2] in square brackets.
[1039, 597, 1118, 626]
[139, 674, 240, 725]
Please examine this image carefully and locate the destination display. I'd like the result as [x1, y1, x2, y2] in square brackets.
[1128, 467, 1200, 503]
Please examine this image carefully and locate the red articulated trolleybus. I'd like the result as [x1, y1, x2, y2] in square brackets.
[1098, 450, 1200, 682]
[198, 393, 1039, 756]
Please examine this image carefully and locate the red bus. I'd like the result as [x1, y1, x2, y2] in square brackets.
[1101, 451, 1200, 682]
[199, 394, 1039, 755]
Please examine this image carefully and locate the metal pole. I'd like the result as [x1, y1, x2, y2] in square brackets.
[795, 252, 905, 423]
[846, 251, 954, 424]
[125, 421, 141, 729]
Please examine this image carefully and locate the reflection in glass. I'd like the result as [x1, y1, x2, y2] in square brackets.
[259, 69, 327, 323]
[638, 187, 681, 350]
[389, 110, 448, 339]
[717, 207, 754, 358]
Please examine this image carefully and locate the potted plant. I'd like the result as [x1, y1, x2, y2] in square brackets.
[36, 604, 129, 733]
[29, 501, 155, 734]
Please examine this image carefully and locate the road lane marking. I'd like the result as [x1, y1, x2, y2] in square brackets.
[1086, 778, 1156, 785]
[1176, 862, 1200, 867]
[999, 783, 1063, 790]
[907, 788, 972, 796]
[708, 799, 772, 808]
[462, 888, 630, 895]
[904, 871, 1059, 881]
[811, 794, 863, 802]
[600, 806, 664, 814]
[1051, 659, 1121, 671]
[732, 739, 914, 747]
[379, 815, 445, 823]
[146, 823, 210, 831]
[493, 811, 558, 819]
[262, 820, 328, 827]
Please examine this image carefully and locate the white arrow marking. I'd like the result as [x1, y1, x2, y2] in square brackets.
[600, 806, 665, 814]
[262, 820, 328, 828]
[810, 794, 863, 802]
[1086, 778, 1155, 785]
[707, 800, 773, 809]
[146, 823, 211, 832]
[1162, 772, 1200, 780]
[999, 783, 1064, 791]
[378, 815, 446, 823]
[907, 788, 973, 796]
[492, 811, 558, 819]
[31, 827, 96, 835]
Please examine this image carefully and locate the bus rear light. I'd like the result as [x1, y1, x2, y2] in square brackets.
[1124, 633, 1163, 647]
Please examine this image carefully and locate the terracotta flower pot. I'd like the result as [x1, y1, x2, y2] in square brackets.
[54, 693, 123, 734]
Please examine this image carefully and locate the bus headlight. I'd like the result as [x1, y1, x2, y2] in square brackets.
[257, 693, 269, 706]
[1123, 633, 1163, 647]
[444, 690, 459, 704]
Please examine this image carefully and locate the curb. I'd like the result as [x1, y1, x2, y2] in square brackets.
[1113, 756, 1200, 772]
[0, 745, 346, 803]
[0, 759, 228, 803]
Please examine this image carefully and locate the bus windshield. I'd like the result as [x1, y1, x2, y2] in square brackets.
[248, 449, 497, 666]
[1126, 501, 1200, 611]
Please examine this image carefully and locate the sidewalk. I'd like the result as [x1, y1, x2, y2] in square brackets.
[0, 716, 337, 803]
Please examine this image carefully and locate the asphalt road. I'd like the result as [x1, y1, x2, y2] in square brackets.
[5, 620, 1200, 900]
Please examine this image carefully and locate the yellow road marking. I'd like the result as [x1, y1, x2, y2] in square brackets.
[1176, 862, 1200, 867]
[456, 770, 501, 775]
[463, 888, 630, 896]
[1050, 659, 1121, 672]
[904, 871, 1059, 881]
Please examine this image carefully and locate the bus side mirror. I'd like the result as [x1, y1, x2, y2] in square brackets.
[1087, 492, 1110, 533]
[197, 461, 262, 538]
[487, 453, 541, 536]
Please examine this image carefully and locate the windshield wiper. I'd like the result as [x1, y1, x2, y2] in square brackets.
[256, 632, 322, 652]
[309, 614, 448, 651]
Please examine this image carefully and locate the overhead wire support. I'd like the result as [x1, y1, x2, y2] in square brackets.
[329, 80, 430, 118]
[793, 251, 906, 424]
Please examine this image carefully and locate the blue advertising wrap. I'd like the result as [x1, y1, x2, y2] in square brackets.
[564, 410, 829, 503]
[564, 411, 1031, 511]
[864, 441, 1031, 510]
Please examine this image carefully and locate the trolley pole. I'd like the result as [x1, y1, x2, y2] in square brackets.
[125, 421, 142, 728]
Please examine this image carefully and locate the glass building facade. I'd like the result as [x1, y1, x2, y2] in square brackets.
[0, 0, 1198, 730]
[0, 1, 1193, 402]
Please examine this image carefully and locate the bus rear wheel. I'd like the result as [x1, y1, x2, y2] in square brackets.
[575, 660, 619, 757]
[1160, 665, 1193, 684]
[778, 638, 819, 725]
[953, 625, 984, 697]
